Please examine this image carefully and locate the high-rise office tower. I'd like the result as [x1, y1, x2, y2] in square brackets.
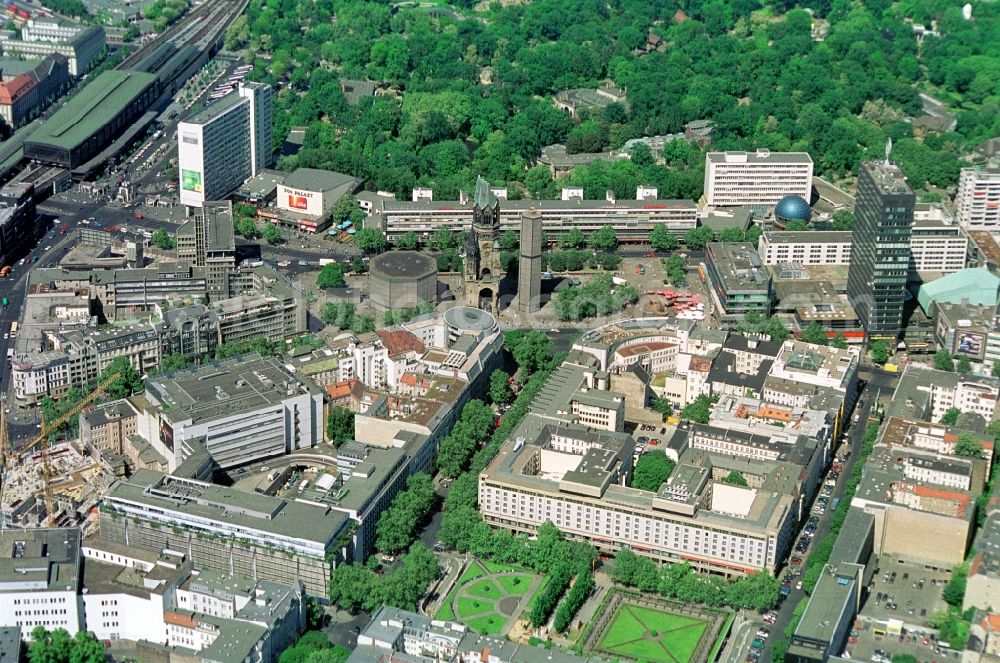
[176, 201, 236, 300]
[177, 82, 273, 208]
[518, 208, 543, 315]
[846, 157, 914, 340]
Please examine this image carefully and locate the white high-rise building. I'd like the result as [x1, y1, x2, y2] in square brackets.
[177, 82, 273, 208]
[956, 166, 1000, 230]
[704, 150, 813, 207]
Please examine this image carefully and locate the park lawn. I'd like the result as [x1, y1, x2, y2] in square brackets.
[483, 560, 530, 574]
[466, 578, 501, 599]
[599, 604, 709, 663]
[435, 583, 463, 621]
[630, 605, 706, 632]
[599, 609, 648, 648]
[496, 573, 533, 596]
[456, 596, 495, 618]
[458, 561, 488, 584]
[466, 614, 507, 635]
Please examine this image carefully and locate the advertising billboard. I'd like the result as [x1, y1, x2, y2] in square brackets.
[956, 331, 984, 358]
[181, 169, 203, 193]
[159, 418, 174, 448]
[288, 194, 309, 210]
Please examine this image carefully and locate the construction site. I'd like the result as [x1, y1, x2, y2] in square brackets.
[0, 372, 123, 533]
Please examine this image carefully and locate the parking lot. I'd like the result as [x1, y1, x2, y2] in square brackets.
[860, 558, 952, 625]
[847, 617, 962, 663]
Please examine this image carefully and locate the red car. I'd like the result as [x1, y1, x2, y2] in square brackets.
[645, 251, 656, 258]
[135, 213, 144, 220]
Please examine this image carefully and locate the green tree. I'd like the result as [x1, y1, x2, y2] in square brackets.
[489, 370, 512, 405]
[326, 406, 354, 446]
[891, 655, 918, 663]
[650, 225, 679, 252]
[498, 230, 519, 251]
[587, 225, 618, 252]
[262, 222, 282, 245]
[375, 473, 436, 554]
[717, 227, 745, 242]
[504, 330, 555, 376]
[683, 226, 714, 250]
[630, 450, 676, 491]
[681, 394, 715, 424]
[831, 334, 849, 349]
[429, 229, 462, 251]
[316, 263, 346, 289]
[784, 219, 810, 231]
[333, 194, 360, 223]
[159, 353, 188, 373]
[723, 470, 749, 486]
[354, 228, 388, 254]
[395, 231, 419, 250]
[663, 255, 686, 285]
[235, 216, 260, 239]
[437, 400, 494, 477]
[992, 362, 1000, 379]
[831, 210, 854, 230]
[869, 340, 890, 364]
[28, 627, 105, 663]
[956, 355, 972, 374]
[101, 357, 143, 399]
[933, 349, 955, 371]
[763, 316, 790, 343]
[954, 432, 983, 457]
[651, 396, 672, 418]
[940, 407, 961, 426]
[801, 322, 829, 345]
[150, 228, 176, 250]
[559, 228, 585, 249]
[942, 562, 969, 607]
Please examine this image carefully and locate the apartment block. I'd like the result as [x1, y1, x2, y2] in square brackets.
[885, 364, 1000, 427]
[957, 166, 1000, 230]
[703, 150, 813, 207]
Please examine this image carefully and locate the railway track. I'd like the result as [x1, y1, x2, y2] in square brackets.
[116, 0, 241, 72]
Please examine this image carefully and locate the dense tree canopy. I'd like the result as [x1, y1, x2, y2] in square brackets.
[242, 0, 998, 201]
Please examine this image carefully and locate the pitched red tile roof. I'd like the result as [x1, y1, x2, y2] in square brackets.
[377, 329, 424, 356]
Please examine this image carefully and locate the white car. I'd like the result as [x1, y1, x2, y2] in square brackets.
[2, 333, 7, 340]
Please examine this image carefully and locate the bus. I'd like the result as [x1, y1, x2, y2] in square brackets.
[9, 321, 17, 338]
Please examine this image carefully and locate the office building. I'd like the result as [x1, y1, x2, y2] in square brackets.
[957, 166, 1000, 231]
[759, 221, 968, 277]
[703, 242, 773, 326]
[0, 53, 70, 125]
[0, 182, 34, 267]
[375, 184, 698, 244]
[704, 150, 813, 207]
[846, 160, 914, 340]
[176, 201, 237, 300]
[934, 301, 997, 364]
[0, 23, 104, 76]
[518, 208, 543, 314]
[100, 470, 350, 596]
[138, 354, 324, 471]
[177, 82, 273, 208]
[0, 528, 83, 636]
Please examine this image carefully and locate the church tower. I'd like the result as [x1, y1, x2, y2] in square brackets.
[465, 176, 502, 312]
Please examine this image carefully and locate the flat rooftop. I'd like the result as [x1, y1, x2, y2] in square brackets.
[27, 71, 157, 151]
[0, 528, 79, 592]
[705, 242, 770, 292]
[182, 89, 245, 126]
[105, 469, 348, 547]
[147, 354, 322, 426]
[707, 150, 813, 165]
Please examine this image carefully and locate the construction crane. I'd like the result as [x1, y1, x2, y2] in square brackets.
[2, 372, 121, 527]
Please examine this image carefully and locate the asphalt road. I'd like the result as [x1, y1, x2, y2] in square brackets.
[759, 369, 897, 663]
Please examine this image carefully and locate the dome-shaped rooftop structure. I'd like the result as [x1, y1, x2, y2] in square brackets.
[774, 195, 811, 225]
